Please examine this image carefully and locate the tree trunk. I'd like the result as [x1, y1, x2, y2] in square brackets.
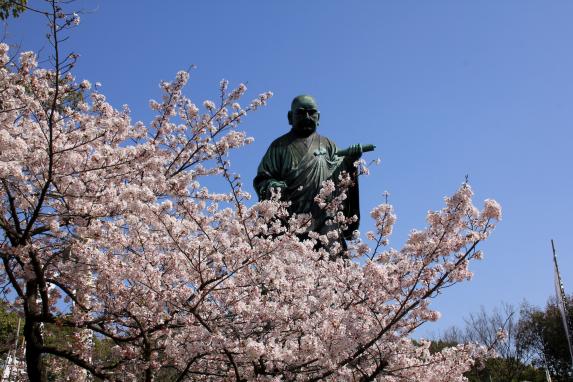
[24, 282, 47, 382]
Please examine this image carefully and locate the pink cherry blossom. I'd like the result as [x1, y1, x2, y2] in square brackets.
[0, 12, 502, 381]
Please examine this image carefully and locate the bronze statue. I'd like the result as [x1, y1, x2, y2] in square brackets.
[254, 95, 374, 250]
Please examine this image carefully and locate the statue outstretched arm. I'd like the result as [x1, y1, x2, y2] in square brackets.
[335, 144, 376, 158]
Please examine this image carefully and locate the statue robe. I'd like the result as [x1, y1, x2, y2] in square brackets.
[253, 130, 360, 240]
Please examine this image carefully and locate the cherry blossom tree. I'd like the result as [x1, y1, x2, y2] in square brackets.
[0, 1, 502, 380]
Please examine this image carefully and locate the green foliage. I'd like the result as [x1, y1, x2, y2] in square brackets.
[428, 339, 457, 354]
[0, 0, 27, 20]
[430, 337, 546, 381]
[0, 300, 23, 375]
[433, 302, 556, 382]
[518, 296, 573, 382]
[465, 357, 546, 382]
[0, 300, 22, 351]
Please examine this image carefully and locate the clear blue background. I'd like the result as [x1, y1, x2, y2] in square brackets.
[6, 0, 573, 338]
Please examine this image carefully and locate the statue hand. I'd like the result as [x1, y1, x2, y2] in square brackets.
[268, 180, 287, 190]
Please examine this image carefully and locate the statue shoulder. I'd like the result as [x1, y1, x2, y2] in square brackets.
[316, 133, 338, 152]
[268, 131, 296, 150]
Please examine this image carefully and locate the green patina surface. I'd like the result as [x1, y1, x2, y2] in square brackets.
[254, 95, 361, 241]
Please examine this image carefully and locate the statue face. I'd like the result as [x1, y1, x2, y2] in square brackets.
[289, 96, 320, 136]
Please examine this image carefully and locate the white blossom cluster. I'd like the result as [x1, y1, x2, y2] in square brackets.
[0, 40, 501, 381]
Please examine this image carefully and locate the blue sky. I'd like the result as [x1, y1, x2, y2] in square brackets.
[7, 1, 573, 337]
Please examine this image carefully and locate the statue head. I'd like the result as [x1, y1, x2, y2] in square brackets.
[288, 95, 320, 137]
